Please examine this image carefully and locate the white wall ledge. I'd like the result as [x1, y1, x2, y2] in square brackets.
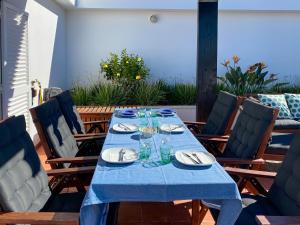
[54, 0, 300, 11]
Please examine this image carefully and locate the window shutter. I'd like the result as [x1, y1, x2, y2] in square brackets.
[1, 2, 30, 128]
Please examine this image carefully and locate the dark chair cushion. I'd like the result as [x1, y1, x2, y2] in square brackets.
[210, 194, 280, 225]
[54, 90, 85, 135]
[0, 116, 51, 211]
[42, 192, 85, 212]
[34, 99, 79, 161]
[267, 131, 300, 216]
[202, 91, 237, 135]
[267, 132, 294, 152]
[274, 119, 300, 130]
[223, 99, 274, 159]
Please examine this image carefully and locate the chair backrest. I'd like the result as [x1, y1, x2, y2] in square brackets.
[267, 132, 300, 216]
[223, 99, 278, 159]
[30, 99, 79, 166]
[202, 91, 240, 135]
[53, 90, 85, 135]
[0, 115, 51, 211]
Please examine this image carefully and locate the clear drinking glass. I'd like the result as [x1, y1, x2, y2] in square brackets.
[139, 138, 152, 161]
[137, 108, 147, 118]
[151, 117, 159, 133]
[160, 138, 171, 164]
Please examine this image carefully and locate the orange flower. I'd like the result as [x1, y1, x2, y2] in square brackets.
[259, 62, 267, 69]
[248, 65, 257, 73]
[232, 55, 240, 64]
[222, 59, 230, 67]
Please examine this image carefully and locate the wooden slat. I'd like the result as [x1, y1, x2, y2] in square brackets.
[217, 158, 265, 165]
[224, 167, 277, 179]
[256, 215, 300, 225]
[46, 166, 95, 176]
[46, 156, 98, 164]
[0, 212, 79, 225]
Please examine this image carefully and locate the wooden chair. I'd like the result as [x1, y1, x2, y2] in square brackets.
[30, 99, 102, 172]
[0, 115, 118, 225]
[199, 99, 278, 185]
[53, 90, 109, 135]
[184, 91, 243, 137]
[201, 131, 300, 225]
[192, 99, 279, 225]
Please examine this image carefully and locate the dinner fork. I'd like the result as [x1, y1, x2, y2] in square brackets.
[192, 153, 202, 164]
[182, 152, 199, 164]
[169, 124, 184, 131]
[119, 123, 131, 131]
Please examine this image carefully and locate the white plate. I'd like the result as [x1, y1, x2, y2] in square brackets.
[113, 123, 138, 133]
[101, 147, 138, 164]
[175, 150, 216, 167]
[159, 124, 185, 133]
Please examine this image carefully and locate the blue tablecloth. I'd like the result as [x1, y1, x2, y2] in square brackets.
[80, 110, 242, 225]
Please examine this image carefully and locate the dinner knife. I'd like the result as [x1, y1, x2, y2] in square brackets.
[182, 152, 199, 164]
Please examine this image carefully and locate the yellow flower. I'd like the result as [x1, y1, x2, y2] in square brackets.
[126, 61, 129, 64]
[137, 57, 142, 62]
[232, 55, 240, 64]
[103, 64, 108, 68]
[136, 75, 141, 80]
[116, 73, 120, 77]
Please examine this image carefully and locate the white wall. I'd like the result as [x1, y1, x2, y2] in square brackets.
[66, 7, 300, 87]
[218, 11, 300, 83]
[66, 9, 197, 86]
[9, 0, 67, 89]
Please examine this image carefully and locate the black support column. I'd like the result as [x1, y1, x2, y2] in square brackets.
[196, 0, 218, 121]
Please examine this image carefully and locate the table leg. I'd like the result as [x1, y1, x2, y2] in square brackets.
[192, 200, 200, 225]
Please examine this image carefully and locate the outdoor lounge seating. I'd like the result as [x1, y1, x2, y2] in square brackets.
[30, 99, 103, 169]
[185, 91, 241, 136]
[0, 115, 119, 225]
[273, 119, 300, 132]
[208, 131, 300, 225]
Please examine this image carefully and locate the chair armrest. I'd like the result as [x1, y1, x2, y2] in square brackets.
[217, 158, 266, 165]
[74, 133, 106, 138]
[46, 166, 95, 176]
[256, 215, 300, 225]
[83, 120, 109, 125]
[75, 134, 106, 142]
[184, 121, 206, 126]
[196, 134, 230, 139]
[197, 135, 229, 143]
[0, 212, 79, 225]
[224, 167, 277, 179]
[46, 156, 98, 164]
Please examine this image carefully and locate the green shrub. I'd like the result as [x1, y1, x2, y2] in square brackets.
[71, 84, 91, 105]
[268, 83, 300, 94]
[170, 83, 197, 105]
[90, 82, 129, 106]
[131, 81, 166, 105]
[100, 49, 150, 84]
